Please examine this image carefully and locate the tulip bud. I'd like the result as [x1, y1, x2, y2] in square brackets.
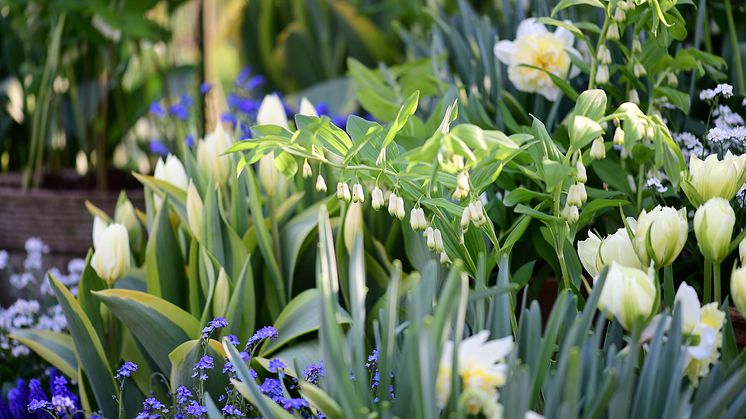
[298, 97, 318, 117]
[154, 154, 189, 190]
[371, 187, 384, 210]
[256, 94, 289, 129]
[687, 151, 746, 203]
[694, 198, 735, 262]
[91, 224, 130, 284]
[675, 282, 701, 335]
[628, 89, 640, 105]
[562, 204, 579, 224]
[344, 202, 364, 253]
[590, 138, 606, 160]
[425, 227, 436, 251]
[732, 265, 746, 318]
[596, 65, 609, 84]
[576, 160, 587, 183]
[337, 182, 351, 202]
[316, 175, 327, 192]
[186, 181, 203, 241]
[597, 262, 656, 330]
[92, 216, 108, 249]
[613, 127, 625, 145]
[213, 268, 230, 318]
[352, 183, 365, 203]
[567, 184, 584, 207]
[302, 159, 312, 178]
[197, 124, 233, 186]
[634, 206, 688, 267]
[258, 153, 286, 196]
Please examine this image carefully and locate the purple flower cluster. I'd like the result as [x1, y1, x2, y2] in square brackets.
[245, 326, 278, 352]
[201, 317, 229, 339]
[115, 361, 138, 380]
[192, 355, 214, 381]
[135, 397, 168, 419]
[0, 370, 81, 419]
[303, 362, 324, 385]
[186, 400, 207, 418]
[268, 358, 286, 373]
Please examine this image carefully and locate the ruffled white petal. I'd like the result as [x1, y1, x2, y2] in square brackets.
[494, 41, 516, 65]
[516, 18, 548, 37]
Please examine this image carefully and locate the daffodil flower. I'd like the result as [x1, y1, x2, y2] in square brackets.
[494, 18, 581, 101]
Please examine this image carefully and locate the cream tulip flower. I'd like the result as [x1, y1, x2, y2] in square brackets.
[634, 206, 688, 267]
[687, 151, 746, 203]
[197, 124, 233, 187]
[186, 181, 203, 242]
[255, 94, 290, 196]
[154, 154, 189, 209]
[494, 18, 581, 101]
[298, 97, 318, 117]
[578, 224, 642, 277]
[92, 216, 108, 250]
[596, 262, 656, 330]
[694, 198, 735, 263]
[436, 330, 513, 411]
[91, 224, 130, 284]
[731, 265, 746, 318]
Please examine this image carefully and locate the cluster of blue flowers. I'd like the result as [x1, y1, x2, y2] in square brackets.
[0, 369, 81, 419]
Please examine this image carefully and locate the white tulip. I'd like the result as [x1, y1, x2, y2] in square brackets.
[256, 94, 289, 129]
[92, 216, 108, 249]
[596, 262, 656, 330]
[494, 18, 581, 101]
[436, 330, 513, 411]
[298, 97, 318, 117]
[197, 124, 233, 186]
[687, 151, 746, 203]
[694, 198, 735, 262]
[91, 224, 130, 284]
[154, 155, 188, 209]
[186, 181, 203, 242]
[634, 206, 688, 267]
[578, 226, 641, 277]
[732, 266, 746, 319]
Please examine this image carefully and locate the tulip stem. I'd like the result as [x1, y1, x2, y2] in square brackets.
[704, 262, 712, 303]
[713, 262, 722, 304]
[663, 265, 674, 309]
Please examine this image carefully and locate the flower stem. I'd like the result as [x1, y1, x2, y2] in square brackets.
[704, 261, 712, 303]
[724, 0, 745, 94]
[713, 262, 722, 304]
[588, 5, 612, 90]
[663, 264, 674, 309]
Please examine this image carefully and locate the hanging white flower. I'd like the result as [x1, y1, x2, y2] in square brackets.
[494, 18, 581, 101]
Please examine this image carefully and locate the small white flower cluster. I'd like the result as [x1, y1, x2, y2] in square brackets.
[736, 183, 746, 208]
[674, 132, 704, 162]
[706, 126, 746, 144]
[645, 172, 668, 193]
[713, 105, 745, 127]
[699, 83, 734, 101]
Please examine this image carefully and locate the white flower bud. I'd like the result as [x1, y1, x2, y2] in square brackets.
[457, 171, 470, 192]
[344, 202, 364, 253]
[633, 62, 646, 77]
[666, 72, 678, 87]
[91, 224, 130, 284]
[186, 181, 203, 242]
[634, 206, 688, 267]
[197, 125, 233, 187]
[316, 175, 327, 192]
[352, 183, 365, 203]
[302, 159, 312, 178]
[469, 201, 487, 227]
[92, 216, 108, 250]
[596, 263, 656, 331]
[694, 198, 735, 263]
[739, 237, 746, 264]
[596, 65, 609, 84]
[613, 6, 626, 22]
[371, 187, 384, 210]
[628, 89, 640, 104]
[258, 153, 284, 196]
[732, 265, 746, 319]
[613, 127, 625, 145]
[632, 39, 642, 53]
[567, 184, 584, 207]
[433, 228, 444, 252]
[590, 138, 606, 160]
[410, 208, 426, 231]
[607, 23, 620, 41]
[440, 251, 451, 265]
[576, 160, 587, 183]
[562, 204, 579, 224]
[388, 193, 399, 217]
[425, 227, 436, 250]
[395, 197, 406, 220]
[213, 268, 230, 318]
[460, 207, 471, 229]
[337, 182, 351, 202]
[597, 45, 611, 64]
[154, 154, 188, 208]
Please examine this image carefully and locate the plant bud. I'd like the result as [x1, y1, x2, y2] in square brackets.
[590, 138, 606, 160]
[562, 204, 579, 224]
[694, 198, 735, 262]
[154, 154, 188, 208]
[632, 39, 642, 53]
[337, 182, 351, 202]
[567, 184, 584, 207]
[425, 227, 436, 250]
[395, 197, 406, 220]
[197, 124, 233, 186]
[213, 268, 230, 318]
[686, 151, 746, 203]
[302, 159, 312, 178]
[607, 23, 620, 40]
[410, 208, 426, 231]
[316, 175, 327, 192]
[740, 237, 746, 264]
[460, 207, 471, 229]
[92, 216, 108, 250]
[298, 97, 318, 117]
[674, 282, 700, 335]
[91, 224, 130, 284]
[732, 265, 746, 318]
[613, 6, 626, 22]
[257, 94, 289, 128]
[628, 89, 640, 104]
[371, 187, 384, 210]
[388, 193, 399, 217]
[613, 127, 625, 145]
[440, 251, 451, 265]
[634, 205, 688, 267]
[433, 228, 444, 252]
[344, 202, 364, 253]
[186, 181, 204, 242]
[597, 45, 611, 64]
[352, 183, 365, 203]
[258, 153, 285, 196]
[633, 62, 646, 77]
[457, 171, 470, 192]
[576, 160, 587, 183]
[596, 65, 609, 84]
[666, 72, 678, 87]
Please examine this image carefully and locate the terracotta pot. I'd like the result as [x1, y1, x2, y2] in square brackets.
[0, 172, 144, 255]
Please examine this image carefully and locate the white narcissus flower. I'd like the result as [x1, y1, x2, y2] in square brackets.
[596, 262, 656, 330]
[578, 224, 642, 277]
[494, 18, 581, 101]
[687, 151, 746, 203]
[684, 302, 725, 383]
[197, 124, 233, 187]
[633, 206, 688, 267]
[91, 224, 130, 284]
[436, 330, 513, 410]
[694, 198, 735, 263]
